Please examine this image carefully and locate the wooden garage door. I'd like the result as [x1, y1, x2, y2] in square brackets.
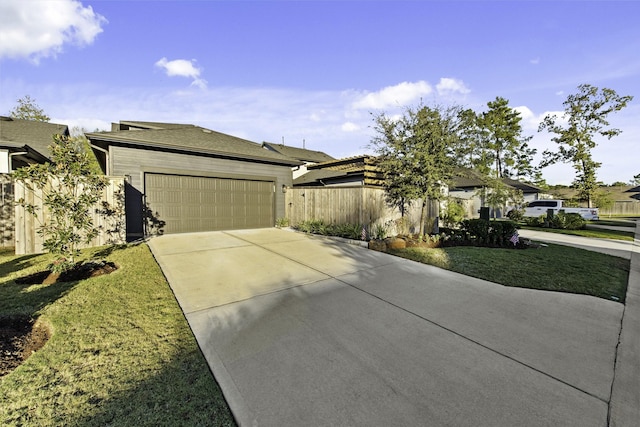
[145, 173, 274, 234]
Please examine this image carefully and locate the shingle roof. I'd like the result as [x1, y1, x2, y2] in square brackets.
[0, 116, 69, 160]
[450, 169, 542, 193]
[87, 124, 301, 166]
[262, 142, 335, 163]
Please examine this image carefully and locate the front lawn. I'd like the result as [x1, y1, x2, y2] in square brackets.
[388, 243, 630, 302]
[0, 244, 235, 427]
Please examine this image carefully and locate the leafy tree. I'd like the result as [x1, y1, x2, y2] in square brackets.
[8, 95, 50, 122]
[632, 173, 640, 186]
[454, 98, 534, 216]
[539, 84, 633, 207]
[371, 104, 460, 235]
[13, 134, 108, 273]
[592, 189, 614, 214]
[479, 97, 535, 180]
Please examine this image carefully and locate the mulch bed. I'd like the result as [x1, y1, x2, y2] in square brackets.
[0, 316, 50, 377]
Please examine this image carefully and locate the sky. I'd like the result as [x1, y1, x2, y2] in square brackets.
[0, 0, 638, 185]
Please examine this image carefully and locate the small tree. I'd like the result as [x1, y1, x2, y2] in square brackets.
[13, 134, 108, 273]
[9, 95, 51, 122]
[371, 104, 460, 235]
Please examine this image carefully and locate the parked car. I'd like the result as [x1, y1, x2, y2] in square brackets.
[522, 200, 599, 221]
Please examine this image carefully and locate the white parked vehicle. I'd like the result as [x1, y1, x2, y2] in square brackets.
[523, 199, 599, 221]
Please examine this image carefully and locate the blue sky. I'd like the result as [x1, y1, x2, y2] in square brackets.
[1, 0, 638, 185]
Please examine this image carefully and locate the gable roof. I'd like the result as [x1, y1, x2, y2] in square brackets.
[0, 116, 69, 161]
[87, 123, 301, 166]
[262, 142, 335, 163]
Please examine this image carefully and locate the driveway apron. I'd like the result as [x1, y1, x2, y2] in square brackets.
[148, 228, 624, 427]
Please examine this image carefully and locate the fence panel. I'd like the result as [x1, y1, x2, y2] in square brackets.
[14, 177, 126, 255]
[285, 186, 433, 234]
[0, 174, 14, 248]
[600, 201, 640, 216]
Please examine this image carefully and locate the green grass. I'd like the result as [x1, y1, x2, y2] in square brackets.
[590, 219, 637, 227]
[519, 225, 635, 241]
[388, 244, 630, 302]
[0, 244, 236, 427]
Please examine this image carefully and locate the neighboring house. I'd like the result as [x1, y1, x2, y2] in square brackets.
[0, 116, 69, 173]
[551, 184, 640, 216]
[0, 116, 69, 248]
[293, 155, 385, 187]
[448, 170, 542, 218]
[262, 142, 334, 179]
[86, 121, 301, 240]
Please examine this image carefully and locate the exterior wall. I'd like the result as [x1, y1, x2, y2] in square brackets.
[14, 177, 126, 255]
[1, 174, 14, 248]
[108, 145, 293, 239]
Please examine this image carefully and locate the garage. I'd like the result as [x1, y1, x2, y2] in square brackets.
[87, 121, 299, 240]
[145, 173, 275, 234]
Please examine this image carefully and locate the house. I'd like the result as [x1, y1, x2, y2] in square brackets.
[262, 142, 334, 179]
[293, 155, 385, 187]
[0, 116, 69, 248]
[86, 121, 301, 240]
[0, 116, 69, 173]
[448, 170, 543, 218]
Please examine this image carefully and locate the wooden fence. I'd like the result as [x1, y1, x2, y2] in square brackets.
[599, 201, 640, 217]
[0, 174, 14, 248]
[285, 186, 438, 234]
[13, 177, 126, 255]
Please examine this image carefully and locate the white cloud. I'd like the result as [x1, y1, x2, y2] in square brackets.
[530, 57, 540, 65]
[352, 81, 432, 110]
[155, 57, 207, 89]
[435, 78, 470, 95]
[0, 0, 106, 61]
[341, 122, 360, 132]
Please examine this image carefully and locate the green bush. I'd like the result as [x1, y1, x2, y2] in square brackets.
[460, 219, 519, 246]
[524, 215, 547, 227]
[442, 199, 466, 227]
[551, 212, 586, 230]
[506, 207, 524, 222]
[294, 220, 365, 239]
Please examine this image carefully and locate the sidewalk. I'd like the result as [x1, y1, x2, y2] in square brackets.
[518, 222, 640, 426]
[609, 220, 640, 426]
[517, 228, 633, 259]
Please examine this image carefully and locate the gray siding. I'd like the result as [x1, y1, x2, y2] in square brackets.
[108, 146, 292, 239]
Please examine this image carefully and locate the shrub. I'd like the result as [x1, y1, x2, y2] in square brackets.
[552, 212, 586, 230]
[524, 215, 547, 227]
[506, 207, 524, 222]
[275, 217, 290, 228]
[442, 199, 466, 228]
[460, 219, 519, 246]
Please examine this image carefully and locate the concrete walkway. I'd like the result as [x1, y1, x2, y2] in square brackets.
[147, 228, 639, 426]
[518, 228, 634, 259]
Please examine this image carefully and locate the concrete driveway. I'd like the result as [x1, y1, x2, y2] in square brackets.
[148, 228, 625, 426]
